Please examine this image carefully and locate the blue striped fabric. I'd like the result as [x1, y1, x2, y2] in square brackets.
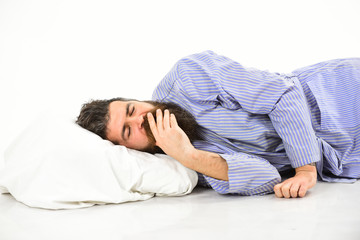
[152, 51, 360, 195]
[293, 59, 360, 182]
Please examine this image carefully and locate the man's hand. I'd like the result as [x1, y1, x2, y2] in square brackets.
[274, 164, 317, 198]
[147, 109, 195, 163]
[147, 109, 228, 181]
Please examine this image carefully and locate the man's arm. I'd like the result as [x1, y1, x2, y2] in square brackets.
[267, 77, 320, 198]
[148, 109, 282, 195]
[147, 108, 317, 198]
[147, 109, 228, 181]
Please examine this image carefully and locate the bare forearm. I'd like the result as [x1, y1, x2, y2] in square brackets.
[182, 148, 229, 181]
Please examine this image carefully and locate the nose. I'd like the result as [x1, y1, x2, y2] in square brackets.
[131, 114, 144, 129]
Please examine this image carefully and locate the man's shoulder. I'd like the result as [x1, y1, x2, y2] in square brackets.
[177, 50, 216, 63]
[152, 51, 219, 101]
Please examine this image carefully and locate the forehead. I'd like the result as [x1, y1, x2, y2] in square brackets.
[108, 100, 127, 122]
[109, 100, 126, 115]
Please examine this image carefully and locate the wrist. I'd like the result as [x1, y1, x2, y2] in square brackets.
[295, 164, 317, 181]
[181, 146, 198, 169]
[295, 164, 317, 173]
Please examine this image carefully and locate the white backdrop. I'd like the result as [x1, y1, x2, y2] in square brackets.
[1, 0, 360, 169]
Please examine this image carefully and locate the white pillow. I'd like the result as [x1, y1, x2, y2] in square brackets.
[0, 112, 197, 209]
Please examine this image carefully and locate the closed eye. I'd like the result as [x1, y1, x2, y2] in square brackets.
[122, 125, 131, 141]
[130, 105, 135, 116]
[122, 103, 133, 141]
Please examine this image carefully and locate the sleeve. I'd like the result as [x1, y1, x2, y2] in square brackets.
[201, 152, 281, 195]
[152, 50, 292, 112]
[267, 76, 321, 167]
[183, 51, 320, 168]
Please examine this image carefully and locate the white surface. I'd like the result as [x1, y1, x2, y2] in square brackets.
[1, 0, 360, 239]
[1, 181, 360, 240]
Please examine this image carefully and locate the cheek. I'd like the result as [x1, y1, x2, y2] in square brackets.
[134, 129, 150, 145]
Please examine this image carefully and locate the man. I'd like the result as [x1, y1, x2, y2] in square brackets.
[77, 51, 360, 198]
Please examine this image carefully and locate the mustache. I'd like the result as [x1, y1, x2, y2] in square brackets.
[142, 109, 157, 148]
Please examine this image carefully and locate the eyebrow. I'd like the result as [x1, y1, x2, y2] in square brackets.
[121, 103, 131, 141]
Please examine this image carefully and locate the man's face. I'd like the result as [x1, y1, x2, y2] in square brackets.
[106, 100, 155, 151]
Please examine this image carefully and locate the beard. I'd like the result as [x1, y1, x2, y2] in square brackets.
[141, 101, 203, 154]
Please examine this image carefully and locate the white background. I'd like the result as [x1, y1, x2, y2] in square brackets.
[1, 0, 360, 168]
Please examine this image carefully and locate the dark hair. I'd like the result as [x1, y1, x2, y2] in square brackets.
[76, 97, 135, 139]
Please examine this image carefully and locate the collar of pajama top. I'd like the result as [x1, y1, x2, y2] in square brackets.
[152, 50, 360, 195]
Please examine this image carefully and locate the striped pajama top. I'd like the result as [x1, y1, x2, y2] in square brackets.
[152, 51, 360, 195]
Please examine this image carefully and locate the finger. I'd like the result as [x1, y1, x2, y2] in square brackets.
[163, 109, 170, 129]
[273, 183, 284, 198]
[147, 112, 159, 138]
[280, 182, 292, 199]
[290, 183, 300, 198]
[170, 113, 178, 128]
[298, 184, 308, 198]
[156, 109, 163, 130]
